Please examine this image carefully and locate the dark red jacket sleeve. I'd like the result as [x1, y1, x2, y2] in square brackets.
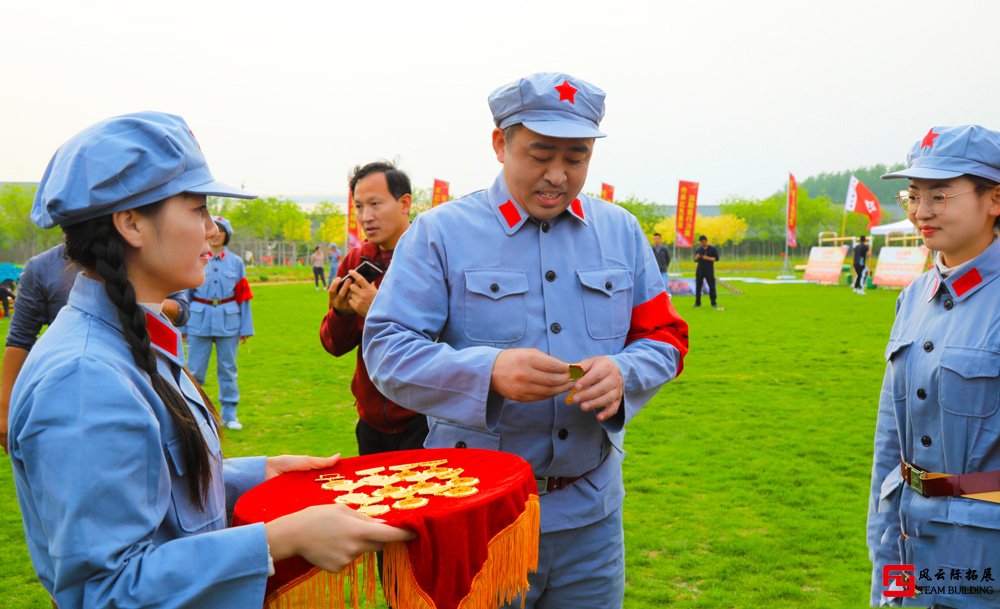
[319, 250, 364, 356]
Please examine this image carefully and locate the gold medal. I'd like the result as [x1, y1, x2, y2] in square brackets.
[393, 496, 429, 510]
[414, 459, 449, 467]
[328, 480, 364, 492]
[358, 474, 399, 487]
[433, 467, 464, 480]
[566, 363, 585, 404]
[442, 486, 479, 498]
[335, 493, 373, 505]
[388, 462, 421, 471]
[314, 473, 345, 482]
[373, 485, 405, 497]
[416, 483, 448, 495]
[451, 477, 480, 487]
[355, 466, 385, 476]
[358, 504, 390, 516]
[403, 471, 436, 482]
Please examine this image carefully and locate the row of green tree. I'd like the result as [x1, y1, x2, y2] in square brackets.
[0, 163, 910, 262]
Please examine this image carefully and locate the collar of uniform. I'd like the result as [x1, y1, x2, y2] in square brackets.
[488, 173, 589, 234]
[207, 250, 226, 260]
[935, 238, 1000, 303]
[66, 274, 186, 367]
[488, 174, 530, 234]
[143, 307, 185, 367]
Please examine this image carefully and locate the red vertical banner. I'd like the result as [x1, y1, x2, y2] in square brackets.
[674, 180, 699, 248]
[600, 182, 615, 202]
[432, 179, 450, 207]
[346, 189, 362, 249]
[787, 173, 798, 248]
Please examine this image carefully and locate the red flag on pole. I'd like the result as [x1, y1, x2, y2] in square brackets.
[432, 179, 450, 207]
[787, 173, 798, 248]
[600, 182, 615, 202]
[675, 180, 699, 248]
[346, 189, 362, 249]
[844, 176, 882, 229]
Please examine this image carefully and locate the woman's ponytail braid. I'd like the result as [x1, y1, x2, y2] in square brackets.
[64, 209, 215, 510]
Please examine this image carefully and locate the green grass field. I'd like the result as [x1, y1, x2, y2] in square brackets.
[0, 277, 895, 608]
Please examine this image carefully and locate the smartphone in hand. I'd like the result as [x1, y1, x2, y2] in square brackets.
[337, 260, 384, 290]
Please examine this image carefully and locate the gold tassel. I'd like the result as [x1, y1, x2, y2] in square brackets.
[381, 494, 540, 609]
[265, 494, 540, 609]
[264, 551, 380, 609]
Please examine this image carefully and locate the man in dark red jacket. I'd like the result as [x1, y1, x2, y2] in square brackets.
[320, 161, 427, 455]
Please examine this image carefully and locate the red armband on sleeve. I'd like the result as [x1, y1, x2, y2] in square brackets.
[234, 277, 254, 303]
[627, 292, 689, 376]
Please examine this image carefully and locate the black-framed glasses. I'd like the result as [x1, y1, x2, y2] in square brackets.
[895, 189, 977, 215]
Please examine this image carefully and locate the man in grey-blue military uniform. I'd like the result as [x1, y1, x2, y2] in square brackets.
[363, 72, 689, 608]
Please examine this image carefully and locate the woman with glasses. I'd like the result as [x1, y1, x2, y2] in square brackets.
[868, 125, 1000, 608]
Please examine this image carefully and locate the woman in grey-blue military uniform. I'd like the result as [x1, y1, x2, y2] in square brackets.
[868, 125, 1000, 608]
[185, 214, 253, 430]
[9, 112, 410, 609]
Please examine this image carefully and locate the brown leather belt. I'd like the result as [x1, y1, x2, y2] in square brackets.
[902, 459, 1000, 497]
[536, 476, 581, 495]
[193, 296, 236, 306]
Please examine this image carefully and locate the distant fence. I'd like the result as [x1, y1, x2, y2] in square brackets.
[7, 238, 829, 269]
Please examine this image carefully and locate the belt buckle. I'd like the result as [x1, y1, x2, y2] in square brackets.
[211, 299, 221, 306]
[536, 477, 549, 496]
[909, 465, 926, 496]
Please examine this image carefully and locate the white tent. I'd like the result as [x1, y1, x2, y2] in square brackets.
[870, 219, 916, 235]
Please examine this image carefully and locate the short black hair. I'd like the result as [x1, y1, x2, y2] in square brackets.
[214, 221, 231, 246]
[859, 236, 867, 242]
[653, 232, 662, 237]
[349, 161, 411, 201]
[698, 235, 708, 242]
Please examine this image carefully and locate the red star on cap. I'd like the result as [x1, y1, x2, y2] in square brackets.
[554, 79, 578, 104]
[921, 128, 939, 149]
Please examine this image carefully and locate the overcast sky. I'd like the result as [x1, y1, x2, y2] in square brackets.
[3, 0, 999, 207]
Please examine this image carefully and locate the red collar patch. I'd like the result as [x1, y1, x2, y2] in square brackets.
[207, 251, 225, 260]
[555, 80, 578, 104]
[499, 200, 522, 228]
[569, 198, 584, 220]
[145, 311, 179, 358]
[952, 267, 982, 297]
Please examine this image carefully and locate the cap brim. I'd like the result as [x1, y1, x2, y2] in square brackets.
[187, 179, 256, 199]
[881, 167, 964, 180]
[521, 120, 605, 139]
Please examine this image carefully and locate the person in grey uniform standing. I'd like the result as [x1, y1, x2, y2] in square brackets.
[363, 72, 689, 608]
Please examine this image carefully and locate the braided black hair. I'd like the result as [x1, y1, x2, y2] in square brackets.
[63, 202, 215, 509]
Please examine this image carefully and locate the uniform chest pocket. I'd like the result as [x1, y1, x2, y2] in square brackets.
[164, 423, 225, 533]
[222, 301, 241, 332]
[884, 338, 913, 402]
[577, 269, 633, 340]
[939, 347, 1000, 418]
[463, 270, 529, 343]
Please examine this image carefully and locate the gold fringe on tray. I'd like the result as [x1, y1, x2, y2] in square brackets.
[264, 551, 378, 609]
[265, 494, 540, 609]
[384, 494, 541, 609]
